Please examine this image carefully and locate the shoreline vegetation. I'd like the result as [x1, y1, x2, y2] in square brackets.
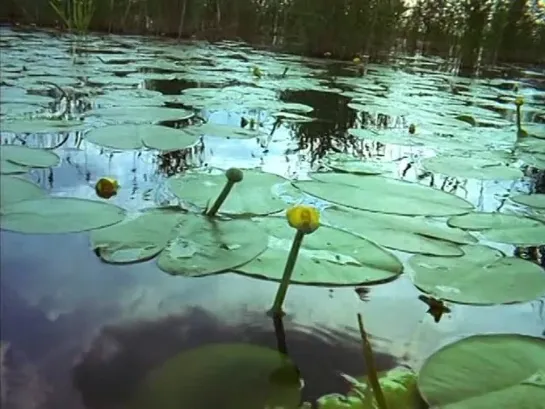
[1, 0, 544, 69]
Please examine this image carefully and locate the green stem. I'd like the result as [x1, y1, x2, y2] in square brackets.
[516, 105, 521, 133]
[357, 313, 389, 409]
[205, 180, 234, 217]
[269, 230, 305, 317]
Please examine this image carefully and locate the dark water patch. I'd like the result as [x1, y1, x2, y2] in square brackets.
[72, 307, 398, 408]
[145, 78, 208, 95]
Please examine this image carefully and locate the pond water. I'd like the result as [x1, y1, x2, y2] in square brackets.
[1, 25, 545, 409]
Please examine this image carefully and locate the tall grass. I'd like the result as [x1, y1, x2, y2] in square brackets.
[49, 0, 95, 33]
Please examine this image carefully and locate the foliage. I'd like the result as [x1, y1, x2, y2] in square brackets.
[49, 0, 95, 33]
[2, 0, 544, 65]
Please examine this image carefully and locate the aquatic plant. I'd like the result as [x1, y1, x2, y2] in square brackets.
[49, 0, 95, 33]
[95, 177, 119, 199]
[269, 205, 320, 317]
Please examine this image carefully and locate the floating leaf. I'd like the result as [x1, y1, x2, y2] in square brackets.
[185, 123, 264, 139]
[511, 194, 545, 209]
[421, 156, 523, 180]
[0, 175, 45, 208]
[157, 216, 268, 276]
[85, 124, 198, 151]
[295, 173, 474, 216]
[87, 107, 194, 124]
[0, 145, 60, 168]
[90, 208, 185, 263]
[447, 212, 545, 245]
[129, 343, 301, 409]
[409, 245, 545, 304]
[418, 334, 545, 409]
[348, 128, 417, 146]
[0, 119, 85, 133]
[1, 197, 126, 234]
[324, 207, 475, 256]
[235, 217, 403, 285]
[0, 160, 28, 175]
[167, 170, 287, 216]
[326, 160, 385, 175]
[525, 124, 545, 140]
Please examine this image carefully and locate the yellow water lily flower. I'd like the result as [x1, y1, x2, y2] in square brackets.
[95, 177, 119, 199]
[286, 205, 320, 234]
[353, 57, 361, 64]
[515, 96, 524, 106]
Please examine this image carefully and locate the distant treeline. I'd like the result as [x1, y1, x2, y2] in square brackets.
[2, 0, 544, 68]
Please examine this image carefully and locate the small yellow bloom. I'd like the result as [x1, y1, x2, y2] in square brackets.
[95, 177, 119, 199]
[286, 205, 320, 234]
[353, 57, 361, 64]
[515, 96, 524, 106]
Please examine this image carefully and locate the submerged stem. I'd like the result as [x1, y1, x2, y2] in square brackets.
[269, 230, 305, 317]
[356, 313, 389, 409]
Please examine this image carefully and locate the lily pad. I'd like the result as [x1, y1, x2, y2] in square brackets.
[90, 208, 186, 264]
[1, 197, 126, 234]
[167, 171, 287, 216]
[0, 119, 85, 133]
[0, 160, 28, 174]
[0, 175, 45, 208]
[418, 334, 545, 409]
[0, 145, 60, 168]
[129, 343, 301, 409]
[87, 107, 194, 124]
[185, 123, 263, 139]
[511, 194, 545, 209]
[325, 160, 385, 175]
[85, 124, 200, 151]
[324, 207, 475, 256]
[235, 217, 403, 285]
[295, 173, 474, 216]
[525, 124, 545, 139]
[409, 245, 545, 304]
[421, 156, 523, 180]
[348, 128, 417, 147]
[157, 216, 268, 276]
[447, 212, 545, 245]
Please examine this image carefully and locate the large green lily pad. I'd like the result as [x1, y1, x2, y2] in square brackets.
[1, 197, 126, 234]
[409, 245, 545, 304]
[295, 173, 474, 216]
[90, 207, 186, 264]
[0, 175, 45, 208]
[167, 170, 287, 216]
[0, 145, 60, 168]
[421, 156, 523, 180]
[85, 124, 199, 151]
[157, 215, 268, 276]
[88, 106, 194, 124]
[447, 212, 545, 246]
[324, 207, 476, 256]
[0, 160, 28, 174]
[418, 334, 545, 409]
[235, 217, 403, 285]
[511, 194, 545, 209]
[0, 119, 85, 133]
[129, 343, 301, 409]
[185, 123, 264, 139]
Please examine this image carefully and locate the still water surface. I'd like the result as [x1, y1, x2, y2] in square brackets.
[1, 25, 544, 408]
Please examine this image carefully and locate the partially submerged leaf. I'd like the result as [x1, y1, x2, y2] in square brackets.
[129, 343, 301, 409]
[0, 160, 28, 175]
[235, 217, 403, 285]
[295, 173, 474, 216]
[409, 245, 545, 304]
[324, 207, 475, 256]
[90, 208, 186, 263]
[167, 170, 287, 216]
[87, 106, 194, 124]
[447, 212, 545, 245]
[157, 215, 268, 276]
[511, 194, 545, 209]
[421, 155, 522, 180]
[0, 175, 45, 208]
[0, 145, 60, 168]
[418, 334, 545, 409]
[1, 197, 126, 234]
[0, 119, 84, 133]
